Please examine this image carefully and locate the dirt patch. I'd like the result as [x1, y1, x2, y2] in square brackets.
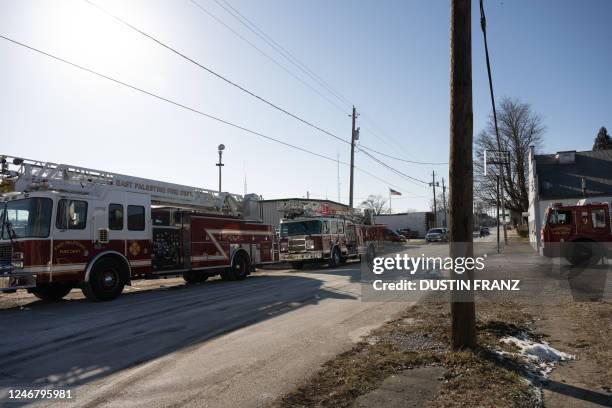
[532, 301, 612, 407]
[354, 366, 445, 408]
[273, 299, 541, 408]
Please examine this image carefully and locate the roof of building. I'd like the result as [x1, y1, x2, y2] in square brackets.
[535, 149, 612, 199]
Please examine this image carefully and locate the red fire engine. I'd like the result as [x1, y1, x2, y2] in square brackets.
[0, 155, 278, 301]
[277, 201, 384, 269]
[541, 199, 612, 266]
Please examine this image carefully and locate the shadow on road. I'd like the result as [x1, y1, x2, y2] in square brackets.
[0, 272, 355, 398]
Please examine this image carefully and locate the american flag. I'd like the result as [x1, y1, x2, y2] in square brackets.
[389, 188, 401, 196]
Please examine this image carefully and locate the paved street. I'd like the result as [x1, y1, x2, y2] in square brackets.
[0, 242, 436, 408]
[1, 236, 608, 407]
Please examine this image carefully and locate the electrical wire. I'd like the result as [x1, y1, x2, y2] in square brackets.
[203, 0, 445, 169]
[358, 144, 447, 165]
[0, 33, 425, 197]
[187, 0, 350, 115]
[85, 0, 438, 184]
[84, 0, 351, 143]
[87, 0, 441, 174]
[210, 0, 353, 108]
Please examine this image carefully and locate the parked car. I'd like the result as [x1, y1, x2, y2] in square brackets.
[425, 228, 448, 242]
[384, 228, 406, 242]
[397, 228, 412, 240]
[480, 227, 490, 237]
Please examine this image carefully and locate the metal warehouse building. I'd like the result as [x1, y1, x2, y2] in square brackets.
[374, 212, 437, 238]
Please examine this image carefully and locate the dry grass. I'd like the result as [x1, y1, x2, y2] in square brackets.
[274, 298, 541, 408]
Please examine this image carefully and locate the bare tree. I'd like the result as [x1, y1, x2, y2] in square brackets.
[360, 195, 388, 215]
[474, 97, 545, 222]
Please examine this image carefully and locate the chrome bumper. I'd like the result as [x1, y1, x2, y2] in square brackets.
[0, 265, 36, 291]
[281, 251, 324, 261]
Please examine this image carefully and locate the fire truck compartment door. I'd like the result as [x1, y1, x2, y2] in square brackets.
[93, 206, 107, 242]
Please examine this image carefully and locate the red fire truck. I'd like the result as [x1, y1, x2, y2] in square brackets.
[0, 155, 278, 301]
[277, 201, 384, 269]
[541, 200, 612, 266]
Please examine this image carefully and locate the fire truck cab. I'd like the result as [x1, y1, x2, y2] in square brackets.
[278, 203, 383, 269]
[541, 200, 612, 266]
[0, 155, 278, 302]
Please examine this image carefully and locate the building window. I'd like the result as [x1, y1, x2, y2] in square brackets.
[56, 199, 88, 230]
[109, 203, 124, 230]
[127, 205, 145, 231]
[592, 209, 606, 229]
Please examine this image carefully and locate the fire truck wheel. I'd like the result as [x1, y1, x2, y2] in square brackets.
[291, 262, 304, 270]
[328, 247, 341, 268]
[32, 283, 72, 302]
[83, 258, 126, 301]
[183, 270, 208, 284]
[565, 241, 603, 267]
[223, 252, 250, 281]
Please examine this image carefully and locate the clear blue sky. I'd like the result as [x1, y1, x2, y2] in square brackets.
[1, 0, 610, 211]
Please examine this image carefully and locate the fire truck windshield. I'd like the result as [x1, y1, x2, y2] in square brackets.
[0, 198, 53, 239]
[280, 220, 322, 237]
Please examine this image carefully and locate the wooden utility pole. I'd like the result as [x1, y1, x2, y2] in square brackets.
[429, 171, 440, 227]
[432, 171, 437, 227]
[449, 0, 476, 350]
[349, 106, 358, 208]
[442, 178, 448, 228]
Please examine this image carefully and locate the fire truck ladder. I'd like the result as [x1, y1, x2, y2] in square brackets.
[0, 155, 242, 215]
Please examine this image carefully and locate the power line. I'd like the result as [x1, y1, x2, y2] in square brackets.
[210, 0, 353, 108]
[209, 0, 446, 170]
[0, 33, 425, 197]
[359, 112, 424, 163]
[0, 34, 339, 164]
[84, 0, 350, 143]
[356, 147, 430, 186]
[358, 144, 448, 165]
[187, 0, 350, 115]
[84, 0, 435, 184]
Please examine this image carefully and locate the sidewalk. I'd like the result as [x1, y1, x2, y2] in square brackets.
[272, 239, 612, 407]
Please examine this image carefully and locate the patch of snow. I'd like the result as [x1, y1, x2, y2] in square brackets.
[500, 334, 575, 378]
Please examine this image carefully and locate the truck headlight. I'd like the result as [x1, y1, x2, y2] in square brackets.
[306, 239, 315, 250]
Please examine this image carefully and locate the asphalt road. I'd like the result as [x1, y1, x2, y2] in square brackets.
[0, 242, 444, 408]
[0, 237, 608, 407]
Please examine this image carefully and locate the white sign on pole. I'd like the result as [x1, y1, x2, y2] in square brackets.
[484, 150, 510, 175]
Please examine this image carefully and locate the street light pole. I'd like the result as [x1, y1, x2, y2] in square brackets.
[217, 144, 225, 193]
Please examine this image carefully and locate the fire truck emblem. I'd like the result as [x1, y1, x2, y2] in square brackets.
[129, 241, 141, 256]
